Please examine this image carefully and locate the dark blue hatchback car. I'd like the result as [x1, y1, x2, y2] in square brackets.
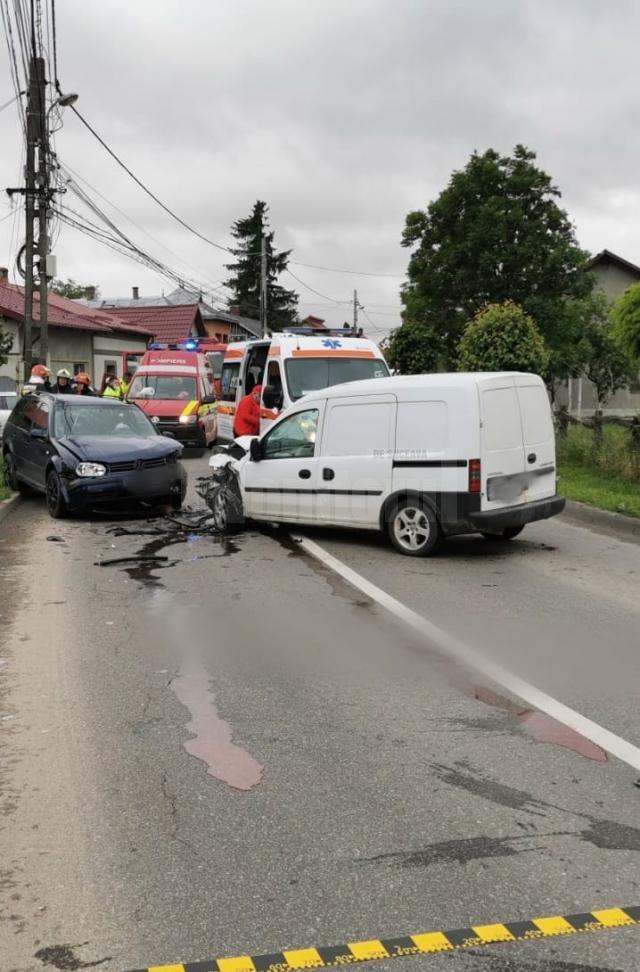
[2, 393, 187, 518]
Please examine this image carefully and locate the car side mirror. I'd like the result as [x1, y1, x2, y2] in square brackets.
[161, 431, 176, 439]
[249, 437, 262, 462]
[30, 426, 48, 439]
[202, 394, 217, 405]
[262, 385, 283, 410]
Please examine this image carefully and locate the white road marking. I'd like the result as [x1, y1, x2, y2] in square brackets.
[295, 534, 640, 773]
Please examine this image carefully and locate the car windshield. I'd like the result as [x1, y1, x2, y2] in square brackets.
[284, 357, 389, 401]
[0, 394, 17, 410]
[54, 404, 156, 438]
[128, 374, 198, 401]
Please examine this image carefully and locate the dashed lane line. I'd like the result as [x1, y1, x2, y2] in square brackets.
[295, 534, 640, 773]
[125, 906, 640, 972]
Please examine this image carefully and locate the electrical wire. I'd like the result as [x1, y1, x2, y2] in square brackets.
[57, 159, 233, 300]
[67, 106, 407, 283]
[69, 105, 234, 255]
[290, 259, 405, 278]
[284, 267, 350, 304]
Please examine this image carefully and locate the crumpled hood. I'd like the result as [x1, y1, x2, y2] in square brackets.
[59, 435, 181, 465]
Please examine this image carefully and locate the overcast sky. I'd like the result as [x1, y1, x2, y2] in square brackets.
[2, 0, 640, 339]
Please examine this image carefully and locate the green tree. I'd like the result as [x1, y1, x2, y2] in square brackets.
[583, 293, 635, 408]
[223, 200, 298, 330]
[611, 282, 640, 363]
[51, 278, 99, 300]
[401, 145, 593, 377]
[0, 326, 12, 367]
[457, 301, 550, 374]
[386, 320, 447, 374]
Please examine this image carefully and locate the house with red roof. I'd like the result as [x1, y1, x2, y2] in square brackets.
[0, 268, 151, 391]
[109, 303, 207, 345]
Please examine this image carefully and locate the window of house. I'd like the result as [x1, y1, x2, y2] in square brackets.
[73, 363, 86, 376]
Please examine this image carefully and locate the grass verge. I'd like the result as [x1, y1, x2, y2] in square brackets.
[558, 461, 640, 518]
[0, 454, 13, 502]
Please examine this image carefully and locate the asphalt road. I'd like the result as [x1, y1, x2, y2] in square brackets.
[1, 451, 639, 972]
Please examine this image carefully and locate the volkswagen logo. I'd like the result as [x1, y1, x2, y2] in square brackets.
[134, 460, 144, 471]
[151, 415, 160, 424]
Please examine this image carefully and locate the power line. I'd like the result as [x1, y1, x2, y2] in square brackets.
[284, 267, 350, 304]
[69, 105, 233, 254]
[66, 105, 408, 283]
[57, 158, 232, 299]
[290, 259, 405, 278]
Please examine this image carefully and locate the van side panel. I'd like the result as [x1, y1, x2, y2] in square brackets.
[390, 387, 479, 530]
[316, 394, 395, 526]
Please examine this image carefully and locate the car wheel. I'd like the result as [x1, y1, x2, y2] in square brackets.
[46, 470, 68, 519]
[387, 498, 440, 556]
[212, 484, 244, 533]
[3, 452, 27, 493]
[481, 526, 524, 541]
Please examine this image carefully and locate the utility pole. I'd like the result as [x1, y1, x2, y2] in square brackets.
[259, 233, 268, 337]
[21, 55, 48, 381]
[353, 289, 359, 336]
[36, 59, 49, 368]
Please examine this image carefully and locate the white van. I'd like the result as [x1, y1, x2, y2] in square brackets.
[216, 332, 389, 439]
[210, 372, 565, 556]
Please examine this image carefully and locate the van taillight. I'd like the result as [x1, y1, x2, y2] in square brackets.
[469, 458, 481, 493]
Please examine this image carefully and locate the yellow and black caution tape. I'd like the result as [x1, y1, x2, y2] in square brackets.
[126, 905, 640, 972]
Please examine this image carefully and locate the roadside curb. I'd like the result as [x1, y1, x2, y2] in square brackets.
[0, 492, 20, 527]
[561, 499, 640, 542]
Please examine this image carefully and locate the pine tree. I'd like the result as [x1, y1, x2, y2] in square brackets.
[223, 200, 298, 330]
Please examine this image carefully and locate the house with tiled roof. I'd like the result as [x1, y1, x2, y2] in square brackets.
[0, 268, 150, 391]
[81, 286, 262, 341]
[108, 303, 207, 345]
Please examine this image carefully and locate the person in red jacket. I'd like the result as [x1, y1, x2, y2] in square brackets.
[233, 384, 262, 438]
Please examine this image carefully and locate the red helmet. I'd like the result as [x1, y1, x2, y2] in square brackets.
[31, 364, 50, 378]
[75, 372, 91, 386]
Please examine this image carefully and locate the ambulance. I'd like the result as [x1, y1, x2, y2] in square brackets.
[127, 343, 218, 448]
[216, 331, 390, 440]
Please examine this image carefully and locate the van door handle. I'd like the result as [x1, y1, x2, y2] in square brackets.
[298, 469, 311, 479]
[323, 468, 335, 481]
[527, 452, 537, 464]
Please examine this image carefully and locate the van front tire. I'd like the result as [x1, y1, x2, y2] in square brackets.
[386, 498, 440, 557]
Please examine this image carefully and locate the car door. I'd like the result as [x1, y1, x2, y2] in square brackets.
[10, 397, 39, 483]
[27, 400, 53, 489]
[315, 394, 396, 527]
[241, 405, 323, 523]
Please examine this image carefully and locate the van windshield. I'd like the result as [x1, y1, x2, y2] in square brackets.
[128, 375, 198, 401]
[285, 357, 389, 401]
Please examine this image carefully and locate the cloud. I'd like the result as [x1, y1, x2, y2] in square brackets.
[2, 0, 640, 334]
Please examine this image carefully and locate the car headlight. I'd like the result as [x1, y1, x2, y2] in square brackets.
[76, 462, 107, 477]
[179, 414, 198, 425]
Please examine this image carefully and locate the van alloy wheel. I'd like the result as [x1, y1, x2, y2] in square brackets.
[387, 499, 440, 557]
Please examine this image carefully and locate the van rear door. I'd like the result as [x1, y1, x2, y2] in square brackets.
[479, 377, 527, 511]
[514, 377, 556, 502]
[480, 375, 556, 510]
